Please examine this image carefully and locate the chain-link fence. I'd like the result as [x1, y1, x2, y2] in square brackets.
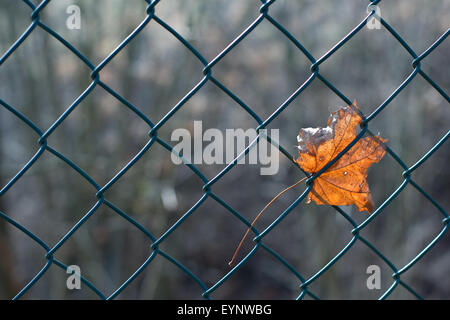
[0, 0, 449, 299]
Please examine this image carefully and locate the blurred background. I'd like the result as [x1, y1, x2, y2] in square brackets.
[0, 0, 449, 299]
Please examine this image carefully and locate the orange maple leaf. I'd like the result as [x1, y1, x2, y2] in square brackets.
[228, 102, 386, 266]
[295, 101, 386, 213]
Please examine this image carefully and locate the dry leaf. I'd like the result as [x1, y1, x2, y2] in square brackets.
[229, 102, 387, 266]
[295, 101, 386, 213]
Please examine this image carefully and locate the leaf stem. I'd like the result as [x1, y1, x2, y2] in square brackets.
[228, 176, 307, 266]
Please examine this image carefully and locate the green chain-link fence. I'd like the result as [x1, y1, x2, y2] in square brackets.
[0, 0, 449, 300]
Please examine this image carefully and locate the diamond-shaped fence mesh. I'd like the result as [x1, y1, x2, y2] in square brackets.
[0, 0, 449, 300]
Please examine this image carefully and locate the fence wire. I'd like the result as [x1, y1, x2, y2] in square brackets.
[0, 0, 449, 300]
